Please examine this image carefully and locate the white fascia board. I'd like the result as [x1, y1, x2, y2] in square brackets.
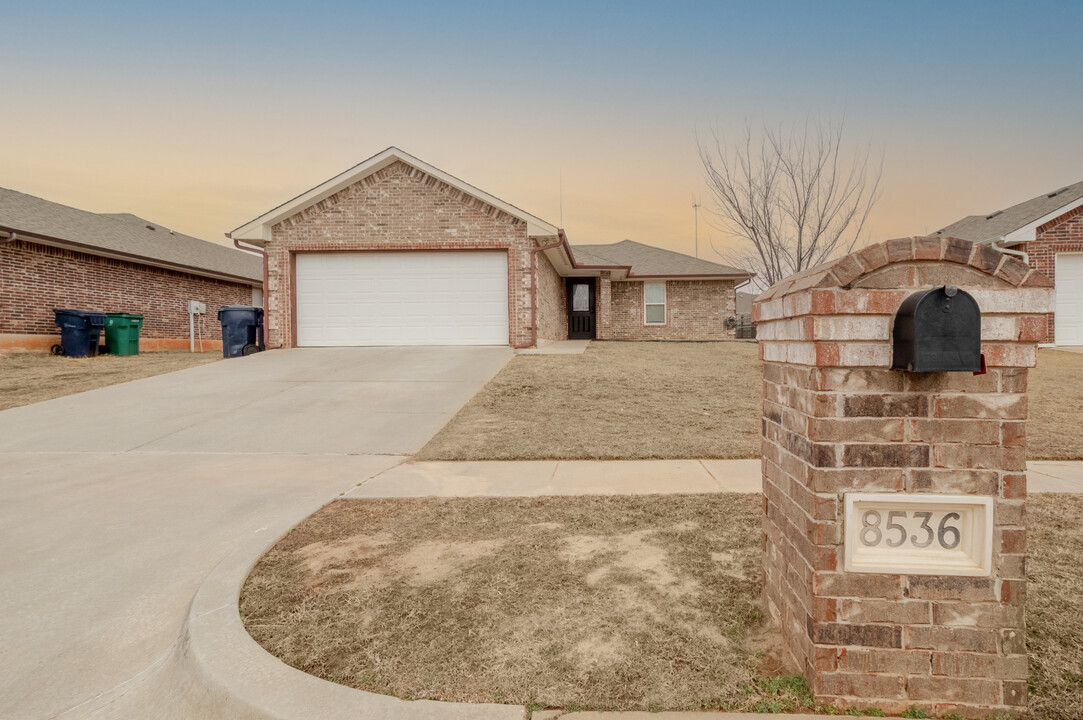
[231, 147, 559, 242]
[1001, 195, 1083, 246]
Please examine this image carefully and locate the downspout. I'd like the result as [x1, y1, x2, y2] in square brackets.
[733, 276, 754, 315]
[512, 231, 568, 349]
[228, 233, 283, 349]
[1, 231, 16, 244]
[991, 237, 1029, 265]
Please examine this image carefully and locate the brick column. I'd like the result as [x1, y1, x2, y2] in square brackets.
[596, 271, 612, 339]
[753, 236, 1053, 717]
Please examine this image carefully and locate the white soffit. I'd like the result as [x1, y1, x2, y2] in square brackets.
[1002, 195, 1083, 246]
[231, 147, 560, 243]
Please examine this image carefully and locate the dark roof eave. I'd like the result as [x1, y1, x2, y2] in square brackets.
[2, 226, 262, 285]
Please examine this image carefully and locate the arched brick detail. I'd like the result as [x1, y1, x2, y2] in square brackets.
[754, 237, 1054, 368]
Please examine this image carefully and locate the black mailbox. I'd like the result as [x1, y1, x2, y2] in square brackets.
[892, 285, 982, 372]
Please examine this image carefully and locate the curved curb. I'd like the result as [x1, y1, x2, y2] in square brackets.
[177, 521, 525, 720]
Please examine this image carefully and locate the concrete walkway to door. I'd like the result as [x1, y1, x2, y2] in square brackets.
[0, 346, 512, 720]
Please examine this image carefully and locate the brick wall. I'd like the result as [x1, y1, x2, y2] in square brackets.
[753, 236, 1052, 717]
[1019, 207, 1083, 343]
[265, 161, 533, 347]
[535, 248, 568, 343]
[0, 239, 255, 348]
[596, 271, 612, 339]
[604, 279, 737, 340]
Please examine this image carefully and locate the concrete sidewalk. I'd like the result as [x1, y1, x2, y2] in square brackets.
[349, 457, 1083, 497]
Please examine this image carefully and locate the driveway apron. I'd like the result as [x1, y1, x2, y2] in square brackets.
[0, 346, 512, 719]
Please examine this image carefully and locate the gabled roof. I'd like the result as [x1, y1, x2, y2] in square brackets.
[936, 180, 1083, 246]
[569, 240, 751, 279]
[0, 187, 262, 284]
[230, 146, 560, 243]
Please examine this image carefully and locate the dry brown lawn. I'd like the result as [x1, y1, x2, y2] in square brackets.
[418, 343, 1082, 462]
[241, 494, 790, 713]
[1027, 494, 1083, 720]
[1027, 349, 1083, 460]
[241, 493, 1083, 717]
[0, 350, 220, 411]
[416, 341, 762, 461]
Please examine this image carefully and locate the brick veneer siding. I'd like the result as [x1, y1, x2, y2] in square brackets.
[1017, 207, 1083, 343]
[0, 239, 255, 349]
[535, 250, 567, 343]
[603, 279, 738, 340]
[596, 272, 612, 338]
[753, 236, 1052, 717]
[264, 161, 535, 348]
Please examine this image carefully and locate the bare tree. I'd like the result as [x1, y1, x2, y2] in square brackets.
[698, 119, 882, 289]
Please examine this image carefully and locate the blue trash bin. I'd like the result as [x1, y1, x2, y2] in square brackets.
[53, 309, 105, 358]
[218, 305, 264, 358]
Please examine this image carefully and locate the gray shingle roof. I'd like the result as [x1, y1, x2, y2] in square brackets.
[570, 239, 750, 278]
[0, 188, 262, 283]
[936, 180, 1083, 243]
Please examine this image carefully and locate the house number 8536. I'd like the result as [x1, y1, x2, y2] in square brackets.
[859, 510, 962, 550]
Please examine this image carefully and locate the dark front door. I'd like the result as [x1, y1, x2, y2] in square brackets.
[567, 279, 596, 339]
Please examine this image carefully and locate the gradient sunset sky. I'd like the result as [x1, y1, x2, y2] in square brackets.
[3, 0, 1081, 264]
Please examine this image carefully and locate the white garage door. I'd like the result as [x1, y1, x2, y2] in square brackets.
[295, 252, 509, 346]
[1056, 254, 1083, 346]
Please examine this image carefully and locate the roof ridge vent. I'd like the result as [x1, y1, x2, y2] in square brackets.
[1048, 186, 1070, 198]
[985, 210, 1002, 220]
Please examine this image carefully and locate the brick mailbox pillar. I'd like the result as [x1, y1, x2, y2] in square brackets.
[752, 236, 1053, 717]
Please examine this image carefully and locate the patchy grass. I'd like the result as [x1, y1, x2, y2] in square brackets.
[1028, 349, 1083, 460]
[0, 350, 220, 411]
[416, 341, 762, 461]
[242, 493, 1083, 716]
[241, 494, 780, 712]
[1027, 494, 1083, 720]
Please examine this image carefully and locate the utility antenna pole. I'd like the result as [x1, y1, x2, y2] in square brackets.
[559, 167, 564, 227]
[692, 194, 701, 258]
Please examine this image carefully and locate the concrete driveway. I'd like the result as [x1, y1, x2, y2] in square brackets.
[0, 346, 512, 720]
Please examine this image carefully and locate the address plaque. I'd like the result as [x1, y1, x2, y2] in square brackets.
[843, 493, 994, 576]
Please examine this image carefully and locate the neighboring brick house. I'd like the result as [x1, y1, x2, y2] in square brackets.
[936, 180, 1083, 345]
[0, 188, 263, 351]
[229, 147, 752, 349]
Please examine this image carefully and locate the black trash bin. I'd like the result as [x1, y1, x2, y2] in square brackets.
[218, 305, 264, 358]
[53, 309, 105, 358]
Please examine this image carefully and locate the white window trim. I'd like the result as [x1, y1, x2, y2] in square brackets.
[644, 281, 666, 325]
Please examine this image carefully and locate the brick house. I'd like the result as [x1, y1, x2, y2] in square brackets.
[0, 188, 263, 351]
[229, 147, 752, 349]
[936, 180, 1083, 345]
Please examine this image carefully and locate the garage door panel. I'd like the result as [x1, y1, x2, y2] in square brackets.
[1056, 254, 1083, 346]
[295, 252, 509, 346]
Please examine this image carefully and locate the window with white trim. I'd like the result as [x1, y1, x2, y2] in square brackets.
[644, 282, 666, 324]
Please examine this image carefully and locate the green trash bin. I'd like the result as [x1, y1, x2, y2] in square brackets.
[104, 313, 144, 356]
